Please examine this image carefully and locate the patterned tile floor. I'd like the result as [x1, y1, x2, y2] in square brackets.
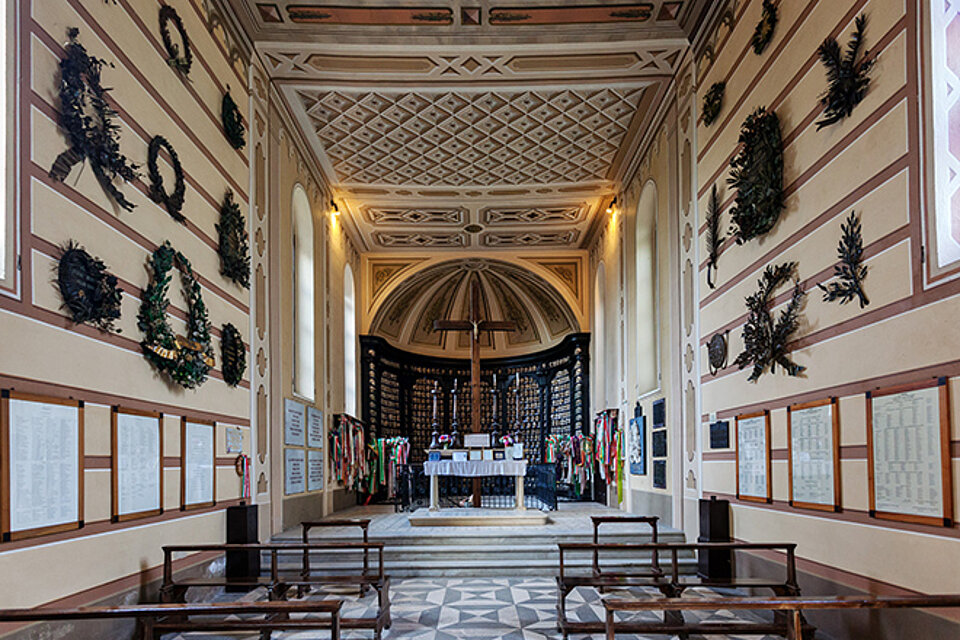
[169, 577, 784, 640]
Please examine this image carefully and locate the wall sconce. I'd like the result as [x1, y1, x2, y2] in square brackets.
[605, 196, 618, 215]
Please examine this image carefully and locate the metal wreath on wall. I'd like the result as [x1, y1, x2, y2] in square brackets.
[728, 106, 785, 244]
[707, 330, 730, 376]
[159, 4, 192, 76]
[751, 0, 778, 55]
[221, 88, 246, 150]
[702, 81, 725, 127]
[216, 190, 250, 288]
[816, 13, 874, 130]
[147, 135, 186, 223]
[818, 210, 869, 308]
[56, 241, 123, 333]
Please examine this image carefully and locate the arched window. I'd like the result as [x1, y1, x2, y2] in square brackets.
[343, 263, 357, 416]
[635, 181, 659, 394]
[592, 262, 606, 412]
[292, 185, 314, 401]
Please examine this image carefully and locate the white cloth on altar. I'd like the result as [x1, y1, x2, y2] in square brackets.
[423, 459, 527, 477]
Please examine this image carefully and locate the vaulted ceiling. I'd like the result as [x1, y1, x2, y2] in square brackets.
[228, 0, 712, 253]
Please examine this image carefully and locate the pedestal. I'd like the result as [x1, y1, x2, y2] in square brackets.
[225, 503, 259, 591]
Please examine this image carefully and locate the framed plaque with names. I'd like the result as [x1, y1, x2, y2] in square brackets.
[736, 411, 771, 503]
[787, 398, 840, 512]
[284, 399, 305, 447]
[112, 407, 163, 522]
[307, 407, 324, 448]
[181, 418, 216, 510]
[1, 391, 84, 541]
[867, 379, 953, 527]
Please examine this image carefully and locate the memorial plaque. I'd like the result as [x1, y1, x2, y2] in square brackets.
[113, 408, 162, 520]
[653, 460, 667, 489]
[307, 449, 324, 491]
[285, 448, 305, 495]
[307, 407, 324, 448]
[788, 399, 839, 511]
[225, 426, 243, 454]
[182, 419, 215, 508]
[709, 420, 729, 449]
[652, 429, 667, 458]
[284, 399, 305, 446]
[736, 412, 770, 502]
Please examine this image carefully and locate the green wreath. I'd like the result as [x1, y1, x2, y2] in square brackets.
[147, 135, 186, 223]
[138, 242, 214, 389]
[727, 106, 784, 243]
[222, 89, 246, 150]
[159, 5, 192, 75]
[216, 190, 250, 288]
[220, 322, 246, 387]
[50, 28, 139, 211]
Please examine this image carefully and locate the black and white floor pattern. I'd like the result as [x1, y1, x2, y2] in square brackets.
[167, 577, 782, 639]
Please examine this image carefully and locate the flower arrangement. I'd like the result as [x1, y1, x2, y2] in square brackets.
[438, 434, 454, 449]
[499, 434, 515, 447]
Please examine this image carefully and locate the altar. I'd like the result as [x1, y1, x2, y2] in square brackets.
[424, 457, 528, 512]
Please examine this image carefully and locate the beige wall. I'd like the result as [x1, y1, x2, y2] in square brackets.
[0, 0, 254, 608]
[696, 0, 960, 594]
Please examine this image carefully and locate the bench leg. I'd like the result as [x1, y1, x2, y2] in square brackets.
[379, 577, 392, 629]
[555, 584, 572, 635]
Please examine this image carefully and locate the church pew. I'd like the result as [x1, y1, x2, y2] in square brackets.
[301, 518, 372, 596]
[161, 542, 391, 640]
[603, 594, 960, 639]
[589, 515, 660, 577]
[556, 541, 800, 638]
[0, 600, 342, 640]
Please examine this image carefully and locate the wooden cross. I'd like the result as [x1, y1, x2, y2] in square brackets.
[434, 280, 516, 435]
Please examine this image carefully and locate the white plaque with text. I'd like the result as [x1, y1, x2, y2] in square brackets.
[308, 449, 324, 491]
[307, 407, 324, 448]
[8, 398, 81, 533]
[790, 403, 836, 507]
[285, 448, 306, 495]
[183, 421, 215, 506]
[737, 414, 768, 500]
[284, 399, 305, 446]
[871, 386, 944, 518]
[116, 412, 162, 517]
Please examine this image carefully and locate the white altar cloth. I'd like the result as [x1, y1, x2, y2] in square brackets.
[423, 459, 527, 477]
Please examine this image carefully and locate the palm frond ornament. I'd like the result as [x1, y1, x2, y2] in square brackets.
[816, 13, 874, 130]
[705, 184, 724, 289]
[818, 211, 869, 308]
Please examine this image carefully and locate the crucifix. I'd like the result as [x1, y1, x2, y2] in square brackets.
[434, 279, 516, 506]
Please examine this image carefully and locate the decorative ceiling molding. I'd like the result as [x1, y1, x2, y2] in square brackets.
[372, 231, 468, 248]
[368, 257, 429, 303]
[363, 206, 466, 225]
[481, 204, 586, 225]
[524, 258, 582, 300]
[480, 230, 579, 247]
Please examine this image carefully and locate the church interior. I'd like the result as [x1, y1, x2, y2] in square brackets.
[1, 0, 959, 638]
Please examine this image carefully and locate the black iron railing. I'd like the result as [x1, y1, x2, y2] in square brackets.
[395, 463, 556, 512]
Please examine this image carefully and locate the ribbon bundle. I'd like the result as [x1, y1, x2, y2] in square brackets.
[367, 437, 410, 496]
[329, 415, 369, 491]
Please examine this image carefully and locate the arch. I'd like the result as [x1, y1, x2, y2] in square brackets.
[592, 261, 606, 411]
[635, 180, 659, 395]
[292, 184, 315, 401]
[343, 263, 357, 416]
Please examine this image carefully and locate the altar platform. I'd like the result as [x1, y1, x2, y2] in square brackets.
[272, 502, 690, 578]
[407, 506, 549, 527]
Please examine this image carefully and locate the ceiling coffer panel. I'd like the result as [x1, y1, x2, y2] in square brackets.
[370, 259, 578, 357]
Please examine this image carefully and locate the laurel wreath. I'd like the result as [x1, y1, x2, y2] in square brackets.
[727, 107, 784, 243]
[159, 5, 192, 75]
[138, 242, 214, 389]
[220, 322, 246, 387]
[221, 89, 246, 150]
[147, 135, 186, 223]
[216, 190, 250, 288]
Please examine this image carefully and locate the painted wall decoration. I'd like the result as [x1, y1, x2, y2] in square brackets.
[147, 136, 186, 223]
[816, 14, 874, 130]
[49, 28, 139, 211]
[216, 191, 250, 288]
[733, 261, 806, 382]
[56, 242, 123, 333]
[138, 242, 215, 389]
[818, 210, 869, 308]
[159, 5, 192, 76]
[728, 107, 784, 244]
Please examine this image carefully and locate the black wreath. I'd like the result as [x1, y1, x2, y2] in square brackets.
[56, 241, 123, 333]
[728, 107, 784, 244]
[147, 135, 186, 223]
[220, 322, 246, 387]
[702, 81, 725, 127]
[216, 191, 250, 288]
[159, 5, 192, 75]
[752, 0, 778, 55]
[50, 28, 139, 211]
[222, 89, 246, 150]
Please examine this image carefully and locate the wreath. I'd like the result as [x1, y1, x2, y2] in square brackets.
[159, 5, 192, 75]
[147, 135, 186, 223]
[728, 106, 784, 244]
[50, 28, 139, 211]
[702, 81, 725, 127]
[216, 190, 250, 288]
[733, 261, 806, 382]
[56, 241, 123, 333]
[752, 0, 778, 55]
[222, 89, 246, 150]
[220, 322, 246, 387]
[138, 242, 214, 389]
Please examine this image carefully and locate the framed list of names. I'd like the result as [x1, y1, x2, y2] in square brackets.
[112, 407, 163, 521]
[736, 411, 771, 502]
[788, 398, 840, 511]
[1, 391, 84, 541]
[181, 418, 216, 509]
[867, 379, 953, 527]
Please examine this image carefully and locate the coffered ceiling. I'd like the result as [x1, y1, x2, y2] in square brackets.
[228, 0, 712, 252]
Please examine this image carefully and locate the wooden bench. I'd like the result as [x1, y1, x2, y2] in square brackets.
[603, 594, 960, 639]
[0, 600, 342, 640]
[301, 518, 372, 596]
[161, 543, 391, 640]
[557, 541, 800, 637]
[588, 515, 661, 578]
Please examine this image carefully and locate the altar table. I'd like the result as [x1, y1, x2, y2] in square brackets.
[423, 459, 528, 512]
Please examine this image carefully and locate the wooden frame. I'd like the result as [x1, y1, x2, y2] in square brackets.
[866, 378, 953, 527]
[735, 410, 772, 503]
[180, 417, 216, 510]
[111, 406, 164, 522]
[1, 390, 84, 541]
[787, 398, 841, 513]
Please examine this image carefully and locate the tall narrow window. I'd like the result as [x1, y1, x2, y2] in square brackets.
[0, 2, 14, 293]
[635, 181, 658, 394]
[292, 185, 315, 401]
[924, 2, 960, 276]
[343, 263, 357, 416]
